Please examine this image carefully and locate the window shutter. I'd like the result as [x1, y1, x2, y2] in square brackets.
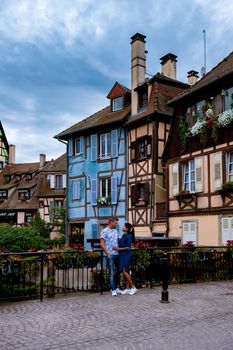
[91, 223, 98, 239]
[215, 94, 222, 115]
[91, 134, 97, 161]
[131, 185, 137, 206]
[221, 218, 233, 243]
[91, 178, 97, 205]
[49, 201, 55, 219]
[195, 157, 203, 192]
[144, 182, 150, 204]
[62, 174, 66, 188]
[111, 176, 118, 204]
[130, 142, 136, 162]
[111, 129, 118, 158]
[50, 175, 55, 189]
[172, 163, 179, 196]
[213, 152, 222, 190]
[80, 136, 84, 154]
[68, 139, 73, 157]
[73, 180, 81, 200]
[182, 222, 197, 243]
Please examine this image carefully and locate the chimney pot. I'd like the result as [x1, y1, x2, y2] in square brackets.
[187, 70, 199, 85]
[40, 154, 46, 167]
[9, 144, 15, 164]
[131, 32, 146, 115]
[160, 53, 177, 79]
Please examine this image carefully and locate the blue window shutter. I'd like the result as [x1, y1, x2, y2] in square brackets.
[111, 129, 118, 158]
[73, 180, 81, 200]
[111, 176, 118, 204]
[92, 223, 98, 239]
[91, 178, 97, 205]
[91, 134, 97, 161]
[68, 139, 73, 157]
[80, 136, 84, 154]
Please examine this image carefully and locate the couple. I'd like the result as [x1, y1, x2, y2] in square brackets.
[100, 217, 137, 296]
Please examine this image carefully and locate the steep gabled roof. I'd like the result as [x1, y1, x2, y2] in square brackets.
[0, 121, 9, 151]
[169, 51, 233, 104]
[126, 73, 189, 126]
[55, 104, 131, 140]
[106, 81, 131, 99]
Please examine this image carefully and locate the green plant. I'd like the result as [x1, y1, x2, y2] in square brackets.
[179, 116, 189, 150]
[221, 181, 233, 191]
[211, 123, 219, 143]
[199, 124, 207, 146]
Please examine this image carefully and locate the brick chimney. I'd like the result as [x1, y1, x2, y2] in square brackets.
[160, 53, 177, 79]
[187, 70, 199, 85]
[39, 154, 46, 167]
[9, 144, 15, 164]
[131, 33, 146, 115]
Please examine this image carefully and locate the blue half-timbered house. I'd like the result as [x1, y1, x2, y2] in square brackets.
[55, 82, 130, 249]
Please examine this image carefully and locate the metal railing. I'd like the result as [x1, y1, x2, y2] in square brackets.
[1, 246, 233, 302]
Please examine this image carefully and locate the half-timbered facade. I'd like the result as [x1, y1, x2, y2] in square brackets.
[163, 52, 233, 245]
[126, 33, 189, 237]
[55, 83, 130, 248]
[36, 154, 66, 238]
[0, 121, 9, 170]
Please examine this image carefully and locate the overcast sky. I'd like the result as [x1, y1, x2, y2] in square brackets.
[0, 0, 233, 163]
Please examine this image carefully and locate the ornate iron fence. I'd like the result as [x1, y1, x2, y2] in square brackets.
[0, 247, 233, 302]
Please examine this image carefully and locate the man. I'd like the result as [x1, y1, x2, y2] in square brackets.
[100, 217, 120, 296]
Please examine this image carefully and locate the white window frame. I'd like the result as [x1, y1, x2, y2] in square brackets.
[227, 151, 233, 181]
[112, 97, 123, 111]
[75, 137, 81, 155]
[99, 133, 111, 159]
[182, 221, 197, 244]
[183, 159, 196, 192]
[99, 178, 111, 198]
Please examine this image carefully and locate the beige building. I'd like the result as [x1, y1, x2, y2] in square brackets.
[163, 52, 233, 245]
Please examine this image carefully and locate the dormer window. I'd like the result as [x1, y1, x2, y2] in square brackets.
[18, 189, 30, 201]
[4, 175, 11, 182]
[112, 96, 123, 111]
[15, 175, 21, 182]
[138, 86, 148, 111]
[0, 190, 7, 200]
[25, 174, 32, 181]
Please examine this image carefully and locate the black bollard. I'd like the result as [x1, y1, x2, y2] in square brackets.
[160, 253, 170, 303]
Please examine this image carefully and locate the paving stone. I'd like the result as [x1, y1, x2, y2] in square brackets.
[1, 281, 233, 349]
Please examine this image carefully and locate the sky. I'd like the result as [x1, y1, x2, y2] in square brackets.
[0, 0, 233, 163]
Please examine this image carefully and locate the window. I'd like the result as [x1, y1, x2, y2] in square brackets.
[183, 159, 195, 192]
[112, 97, 123, 111]
[18, 190, 30, 200]
[224, 87, 233, 111]
[227, 152, 233, 181]
[15, 175, 21, 182]
[195, 100, 205, 119]
[131, 182, 150, 206]
[25, 174, 32, 181]
[130, 136, 151, 162]
[182, 221, 197, 244]
[4, 175, 10, 182]
[39, 201, 44, 208]
[99, 178, 111, 198]
[221, 217, 233, 244]
[99, 133, 111, 159]
[0, 190, 7, 199]
[138, 86, 148, 111]
[0, 161, 3, 170]
[55, 175, 63, 189]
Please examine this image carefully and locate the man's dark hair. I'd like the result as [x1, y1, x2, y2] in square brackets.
[108, 217, 118, 224]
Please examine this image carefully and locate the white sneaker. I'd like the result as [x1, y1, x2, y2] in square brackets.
[129, 287, 137, 296]
[111, 290, 117, 296]
[116, 288, 123, 295]
[120, 289, 131, 295]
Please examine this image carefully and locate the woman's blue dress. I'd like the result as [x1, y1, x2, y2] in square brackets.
[118, 233, 132, 272]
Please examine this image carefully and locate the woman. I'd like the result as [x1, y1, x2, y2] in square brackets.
[113, 223, 137, 296]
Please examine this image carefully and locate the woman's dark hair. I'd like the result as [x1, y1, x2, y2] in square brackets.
[125, 223, 135, 243]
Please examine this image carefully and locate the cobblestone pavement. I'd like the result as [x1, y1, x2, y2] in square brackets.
[1, 281, 233, 350]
